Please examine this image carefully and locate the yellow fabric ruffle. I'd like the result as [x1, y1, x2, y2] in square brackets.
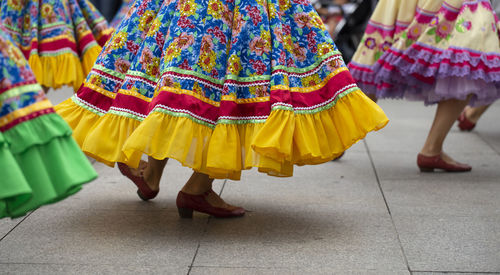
[83, 112, 141, 167]
[57, 90, 388, 180]
[123, 89, 387, 180]
[29, 45, 102, 91]
[252, 90, 388, 166]
[122, 113, 294, 180]
[54, 98, 100, 147]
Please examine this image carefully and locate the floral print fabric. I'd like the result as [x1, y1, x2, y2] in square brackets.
[92, 0, 343, 104]
[59, 0, 388, 179]
[0, 26, 46, 122]
[1, 0, 111, 59]
[73, 0, 354, 128]
[349, 0, 500, 106]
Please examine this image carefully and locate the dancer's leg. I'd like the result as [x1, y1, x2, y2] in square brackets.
[420, 98, 469, 164]
[181, 172, 240, 209]
[142, 156, 168, 190]
[464, 104, 491, 124]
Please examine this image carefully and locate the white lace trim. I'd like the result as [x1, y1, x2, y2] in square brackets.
[110, 106, 147, 118]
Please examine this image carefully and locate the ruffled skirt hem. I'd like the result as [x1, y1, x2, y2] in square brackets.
[0, 114, 97, 219]
[57, 89, 388, 180]
[28, 45, 102, 91]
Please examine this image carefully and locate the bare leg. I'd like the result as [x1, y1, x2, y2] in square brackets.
[463, 104, 491, 124]
[42, 86, 50, 94]
[420, 98, 469, 164]
[128, 156, 168, 191]
[143, 156, 168, 191]
[181, 172, 240, 209]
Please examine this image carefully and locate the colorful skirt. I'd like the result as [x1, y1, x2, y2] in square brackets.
[56, 0, 389, 180]
[111, 0, 133, 28]
[0, 27, 97, 219]
[349, 0, 500, 106]
[0, 0, 113, 91]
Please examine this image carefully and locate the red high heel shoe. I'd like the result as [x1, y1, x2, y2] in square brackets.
[417, 153, 471, 172]
[117, 162, 159, 201]
[457, 110, 476, 131]
[176, 190, 245, 218]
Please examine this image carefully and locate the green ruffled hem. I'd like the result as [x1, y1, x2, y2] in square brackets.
[0, 114, 97, 219]
[0, 137, 32, 213]
[3, 112, 73, 154]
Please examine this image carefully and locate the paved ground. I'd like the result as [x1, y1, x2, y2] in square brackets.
[1, 88, 499, 275]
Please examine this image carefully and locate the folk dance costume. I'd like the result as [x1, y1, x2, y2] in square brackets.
[0, 27, 97, 219]
[56, 0, 388, 180]
[0, 0, 113, 91]
[349, 0, 500, 106]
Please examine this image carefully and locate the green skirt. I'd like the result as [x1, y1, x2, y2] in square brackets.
[0, 113, 97, 219]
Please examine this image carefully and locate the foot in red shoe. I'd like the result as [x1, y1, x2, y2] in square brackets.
[117, 161, 159, 200]
[457, 110, 476, 131]
[176, 190, 245, 218]
[417, 153, 471, 172]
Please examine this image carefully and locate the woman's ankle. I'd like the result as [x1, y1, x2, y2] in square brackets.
[419, 149, 441, 157]
[143, 166, 160, 191]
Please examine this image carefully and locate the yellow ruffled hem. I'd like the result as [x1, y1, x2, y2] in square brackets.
[56, 90, 388, 180]
[83, 112, 141, 167]
[55, 97, 100, 146]
[29, 45, 102, 91]
[122, 113, 293, 180]
[253, 90, 388, 166]
[122, 90, 387, 180]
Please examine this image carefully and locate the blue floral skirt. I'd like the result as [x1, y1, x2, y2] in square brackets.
[57, 0, 389, 180]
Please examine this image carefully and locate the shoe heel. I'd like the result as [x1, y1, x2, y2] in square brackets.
[419, 167, 434, 172]
[137, 190, 150, 201]
[177, 207, 194, 218]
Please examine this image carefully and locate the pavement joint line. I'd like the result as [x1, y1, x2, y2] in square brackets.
[186, 179, 228, 275]
[363, 139, 412, 274]
[411, 271, 500, 274]
[190, 265, 412, 271]
[475, 132, 500, 156]
[0, 210, 35, 243]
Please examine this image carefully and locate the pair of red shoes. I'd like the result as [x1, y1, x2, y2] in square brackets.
[117, 163, 245, 218]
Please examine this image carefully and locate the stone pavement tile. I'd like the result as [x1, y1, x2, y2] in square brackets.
[475, 102, 500, 154]
[381, 179, 500, 272]
[377, 100, 437, 121]
[193, 156, 406, 270]
[0, 207, 204, 267]
[382, 179, 500, 217]
[412, 273, 496, 275]
[393, 215, 500, 273]
[365, 127, 427, 154]
[228, 151, 386, 214]
[194, 210, 406, 270]
[0, 263, 188, 275]
[0, 218, 23, 239]
[190, 266, 411, 275]
[477, 130, 500, 155]
[369, 150, 500, 181]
